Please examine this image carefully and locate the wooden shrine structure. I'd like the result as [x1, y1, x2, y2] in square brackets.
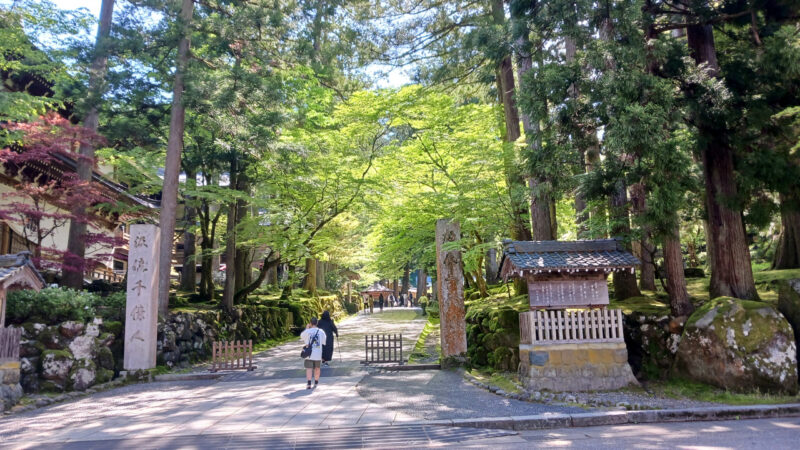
[500, 239, 639, 391]
[360, 282, 393, 301]
[0, 252, 45, 327]
[0, 252, 45, 410]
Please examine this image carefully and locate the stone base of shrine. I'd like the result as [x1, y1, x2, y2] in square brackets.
[519, 342, 638, 392]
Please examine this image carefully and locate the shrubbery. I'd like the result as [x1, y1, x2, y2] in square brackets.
[426, 297, 439, 318]
[343, 300, 359, 314]
[6, 288, 128, 325]
[7, 288, 97, 325]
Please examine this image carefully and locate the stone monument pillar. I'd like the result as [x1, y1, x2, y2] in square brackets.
[124, 224, 161, 370]
[435, 219, 467, 364]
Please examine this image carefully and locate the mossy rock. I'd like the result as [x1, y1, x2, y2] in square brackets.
[496, 308, 519, 330]
[675, 296, 798, 394]
[95, 368, 114, 384]
[95, 346, 115, 371]
[40, 349, 74, 388]
[610, 296, 670, 316]
[37, 326, 66, 350]
[487, 347, 517, 372]
[101, 321, 123, 337]
[40, 380, 65, 393]
[67, 359, 96, 391]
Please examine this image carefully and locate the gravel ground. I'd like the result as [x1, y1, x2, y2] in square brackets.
[356, 369, 587, 420]
[463, 373, 729, 410]
[545, 388, 725, 410]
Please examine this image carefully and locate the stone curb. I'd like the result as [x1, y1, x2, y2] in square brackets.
[153, 372, 225, 382]
[380, 364, 442, 371]
[406, 403, 800, 431]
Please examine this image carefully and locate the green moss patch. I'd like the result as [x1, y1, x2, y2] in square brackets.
[649, 377, 800, 405]
[609, 296, 670, 315]
[467, 368, 522, 394]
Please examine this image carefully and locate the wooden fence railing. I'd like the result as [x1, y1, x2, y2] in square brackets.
[0, 327, 22, 361]
[210, 340, 255, 372]
[520, 309, 624, 345]
[90, 267, 125, 283]
[361, 334, 403, 365]
[520, 311, 532, 345]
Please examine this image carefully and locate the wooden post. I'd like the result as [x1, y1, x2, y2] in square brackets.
[435, 219, 467, 363]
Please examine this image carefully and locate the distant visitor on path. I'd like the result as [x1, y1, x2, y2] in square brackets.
[318, 310, 338, 367]
[378, 293, 385, 312]
[409, 292, 414, 306]
[300, 317, 326, 389]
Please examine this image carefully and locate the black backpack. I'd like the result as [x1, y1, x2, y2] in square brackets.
[300, 330, 319, 359]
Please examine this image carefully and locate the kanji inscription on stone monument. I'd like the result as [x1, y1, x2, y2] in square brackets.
[124, 224, 160, 370]
[435, 219, 467, 361]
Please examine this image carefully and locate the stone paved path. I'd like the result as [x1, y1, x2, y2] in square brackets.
[0, 308, 583, 448]
[357, 370, 585, 420]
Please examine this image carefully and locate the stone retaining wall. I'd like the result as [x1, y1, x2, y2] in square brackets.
[16, 304, 298, 395]
[519, 342, 638, 391]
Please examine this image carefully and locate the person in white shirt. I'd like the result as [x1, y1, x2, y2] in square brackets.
[300, 317, 327, 389]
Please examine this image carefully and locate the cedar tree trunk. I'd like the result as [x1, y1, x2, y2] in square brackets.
[687, 24, 757, 300]
[417, 268, 427, 299]
[303, 258, 317, 295]
[63, 0, 115, 289]
[158, 0, 194, 315]
[179, 169, 196, 293]
[773, 193, 800, 269]
[401, 264, 410, 295]
[664, 225, 693, 317]
[630, 182, 657, 290]
[610, 178, 642, 300]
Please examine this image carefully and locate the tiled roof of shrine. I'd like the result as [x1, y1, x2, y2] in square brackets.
[500, 239, 639, 278]
[360, 282, 393, 293]
[0, 252, 45, 287]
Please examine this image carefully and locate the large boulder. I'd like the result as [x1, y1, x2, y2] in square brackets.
[778, 278, 800, 365]
[0, 384, 23, 411]
[40, 350, 74, 391]
[59, 321, 85, 339]
[68, 335, 97, 361]
[675, 297, 798, 394]
[68, 360, 96, 391]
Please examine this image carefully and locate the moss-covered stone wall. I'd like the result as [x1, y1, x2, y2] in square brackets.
[17, 293, 349, 393]
[464, 291, 528, 371]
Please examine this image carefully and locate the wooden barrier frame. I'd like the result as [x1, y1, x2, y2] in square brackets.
[210, 340, 256, 372]
[520, 309, 625, 345]
[0, 327, 21, 362]
[361, 334, 403, 365]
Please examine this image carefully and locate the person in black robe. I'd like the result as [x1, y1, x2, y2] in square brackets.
[378, 293, 385, 312]
[318, 310, 338, 366]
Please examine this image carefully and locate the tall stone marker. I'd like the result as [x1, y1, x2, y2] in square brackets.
[124, 224, 161, 370]
[435, 219, 467, 363]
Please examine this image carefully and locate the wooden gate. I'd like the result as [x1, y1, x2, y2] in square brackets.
[361, 334, 403, 365]
[0, 327, 21, 361]
[210, 340, 256, 372]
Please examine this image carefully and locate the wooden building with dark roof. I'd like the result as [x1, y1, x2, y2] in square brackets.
[501, 239, 640, 392]
[500, 239, 639, 309]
